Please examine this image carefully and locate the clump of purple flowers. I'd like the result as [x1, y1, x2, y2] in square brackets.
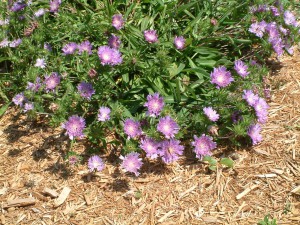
[210, 66, 234, 88]
[62, 42, 77, 55]
[34, 58, 46, 68]
[78, 41, 92, 55]
[120, 152, 143, 176]
[97, 46, 122, 66]
[144, 93, 164, 117]
[191, 134, 217, 159]
[157, 116, 179, 139]
[10, 1, 27, 12]
[112, 14, 124, 30]
[77, 82, 95, 100]
[44, 72, 60, 91]
[247, 124, 262, 145]
[242, 90, 259, 107]
[283, 10, 298, 27]
[140, 137, 160, 159]
[144, 30, 158, 43]
[34, 8, 46, 17]
[88, 155, 105, 172]
[9, 39, 22, 48]
[234, 60, 250, 78]
[160, 139, 184, 163]
[97, 107, 111, 122]
[254, 97, 269, 124]
[248, 21, 267, 38]
[24, 102, 34, 112]
[27, 77, 42, 92]
[49, 0, 61, 13]
[174, 36, 185, 50]
[124, 119, 142, 139]
[108, 34, 121, 49]
[203, 107, 219, 122]
[12, 92, 26, 107]
[62, 115, 86, 140]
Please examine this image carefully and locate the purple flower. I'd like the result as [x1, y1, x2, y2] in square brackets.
[0, 38, 10, 48]
[279, 26, 288, 35]
[144, 30, 158, 43]
[62, 115, 86, 140]
[157, 116, 179, 139]
[9, 39, 22, 48]
[78, 40, 92, 55]
[12, 92, 26, 107]
[24, 102, 34, 112]
[144, 93, 164, 117]
[27, 77, 42, 92]
[191, 134, 217, 159]
[49, 0, 61, 13]
[108, 34, 121, 49]
[112, 14, 124, 30]
[62, 42, 78, 55]
[68, 155, 79, 165]
[97, 46, 122, 66]
[44, 72, 60, 91]
[44, 43, 52, 51]
[249, 21, 267, 38]
[34, 58, 46, 68]
[174, 36, 185, 50]
[88, 155, 105, 172]
[234, 60, 250, 78]
[97, 107, 111, 122]
[10, 2, 26, 12]
[270, 6, 280, 16]
[242, 90, 259, 107]
[140, 137, 160, 159]
[284, 10, 298, 27]
[34, 8, 46, 17]
[77, 82, 95, 100]
[271, 38, 284, 57]
[231, 110, 243, 124]
[124, 119, 142, 139]
[210, 66, 234, 88]
[0, 18, 9, 26]
[120, 152, 143, 176]
[247, 124, 262, 145]
[254, 97, 269, 124]
[159, 139, 184, 163]
[203, 107, 219, 122]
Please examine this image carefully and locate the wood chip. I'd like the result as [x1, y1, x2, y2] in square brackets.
[84, 194, 92, 206]
[253, 148, 271, 156]
[3, 197, 36, 209]
[54, 187, 71, 208]
[0, 187, 7, 196]
[291, 185, 300, 195]
[158, 210, 175, 223]
[236, 183, 260, 200]
[270, 168, 284, 175]
[255, 174, 277, 178]
[179, 185, 197, 199]
[32, 192, 48, 201]
[43, 187, 59, 198]
[0, 214, 5, 225]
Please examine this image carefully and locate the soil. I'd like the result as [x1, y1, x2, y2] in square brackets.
[0, 51, 300, 225]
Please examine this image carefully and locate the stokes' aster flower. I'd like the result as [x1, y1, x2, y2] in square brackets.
[62, 115, 86, 140]
[49, 0, 61, 13]
[34, 58, 46, 68]
[270, 6, 280, 17]
[62, 42, 77, 55]
[174, 36, 185, 50]
[234, 60, 250, 78]
[97, 107, 111, 122]
[88, 155, 105, 172]
[247, 124, 262, 145]
[203, 107, 219, 122]
[78, 40, 92, 55]
[191, 134, 217, 159]
[10, 2, 26, 12]
[210, 66, 234, 88]
[12, 92, 26, 107]
[284, 10, 298, 27]
[140, 137, 160, 159]
[157, 116, 179, 139]
[27, 77, 42, 92]
[124, 119, 142, 139]
[144, 30, 158, 43]
[0, 38, 9, 48]
[44, 72, 60, 91]
[24, 102, 34, 112]
[144, 93, 164, 117]
[44, 43, 52, 51]
[249, 21, 267, 38]
[120, 152, 143, 176]
[77, 82, 95, 100]
[112, 14, 124, 30]
[9, 38, 22, 48]
[34, 8, 46, 17]
[159, 139, 184, 164]
[254, 97, 269, 124]
[242, 90, 259, 107]
[108, 34, 121, 49]
[97, 46, 122, 66]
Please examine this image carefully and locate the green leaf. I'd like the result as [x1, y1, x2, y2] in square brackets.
[203, 155, 217, 166]
[220, 158, 234, 168]
[0, 102, 11, 117]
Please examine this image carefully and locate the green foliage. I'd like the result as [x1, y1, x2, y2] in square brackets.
[258, 214, 277, 225]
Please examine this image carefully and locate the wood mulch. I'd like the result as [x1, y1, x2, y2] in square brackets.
[0, 51, 300, 225]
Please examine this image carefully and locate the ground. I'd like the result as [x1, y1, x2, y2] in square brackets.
[0, 51, 300, 225]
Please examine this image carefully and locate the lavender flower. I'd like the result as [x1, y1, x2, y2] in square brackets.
[34, 8, 46, 17]
[62, 42, 78, 55]
[247, 124, 262, 145]
[77, 82, 95, 100]
[140, 137, 160, 159]
[44, 72, 60, 91]
[144, 30, 158, 43]
[78, 40, 92, 55]
[157, 116, 179, 139]
[279, 26, 288, 35]
[254, 97, 269, 124]
[191, 134, 217, 159]
[62, 115, 86, 140]
[34, 58, 46, 68]
[203, 107, 219, 122]
[12, 92, 26, 107]
[108, 34, 121, 49]
[88, 155, 105, 172]
[120, 152, 143, 176]
[210, 66, 234, 88]
[10, 1, 26, 12]
[270, 6, 280, 16]
[24, 102, 34, 112]
[9, 39, 22, 48]
[68, 155, 79, 165]
[27, 77, 42, 92]
[112, 14, 124, 30]
[44, 43, 52, 51]
[49, 0, 61, 13]
[0, 38, 10, 48]
[284, 10, 298, 27]
[174, 36, 185, 50]
[234, 60, 250, 78]
[97, 107, 111, 122]
[159, 139, 184, 163]
[124, 119, 142, 139]
[271, 38, 284, 57]
[144, 93, 164, 117]
[249, 21, 267, 38]
[97, 46, 122, 66]
[242, 90, 259, 107]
